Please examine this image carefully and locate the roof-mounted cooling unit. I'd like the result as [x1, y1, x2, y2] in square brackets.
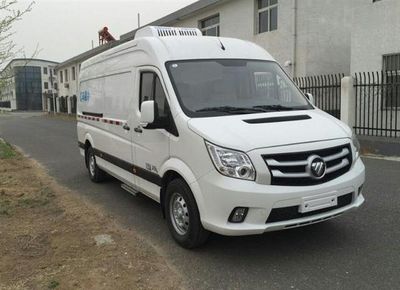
[135, 26, 202, 39]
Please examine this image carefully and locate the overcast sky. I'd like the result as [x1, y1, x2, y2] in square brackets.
[11, 0, 196, 63]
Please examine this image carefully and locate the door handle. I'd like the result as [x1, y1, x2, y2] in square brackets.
[123, 123, 130, 131]
[134, 126, 143, 133]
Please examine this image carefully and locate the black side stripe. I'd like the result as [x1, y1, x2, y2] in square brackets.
[82, 111, 104, 118]
[133, 166, 162, 186]
[81, 146, 162, 187]
[78, 141, 85, 149]
[93, 148, 132, 173]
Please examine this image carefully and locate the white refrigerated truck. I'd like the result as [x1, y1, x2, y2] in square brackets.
[77, 26, 365, 248]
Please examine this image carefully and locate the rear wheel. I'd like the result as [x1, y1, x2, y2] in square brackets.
[165, 178, 209, 248]
[86, 147, 106, 183]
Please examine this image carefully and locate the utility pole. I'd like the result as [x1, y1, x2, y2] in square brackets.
[137, 13, 141, 28]
[53, 91, 56, 113]
[292, 0, 297, 77]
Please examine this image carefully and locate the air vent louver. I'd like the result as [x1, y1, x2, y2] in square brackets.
[135, 26, 202, 39]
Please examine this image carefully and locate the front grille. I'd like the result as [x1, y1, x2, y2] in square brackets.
[266, 192, 353, 223]
[262, 143, 352, 186]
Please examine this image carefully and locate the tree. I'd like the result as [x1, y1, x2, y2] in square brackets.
[0, 0, 35, 101]
[0, 0, 35, 69]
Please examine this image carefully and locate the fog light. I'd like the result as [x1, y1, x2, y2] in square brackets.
[228, 207, 249, 223]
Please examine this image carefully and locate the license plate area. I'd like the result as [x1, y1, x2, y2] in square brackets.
[299, 194, 337, 213]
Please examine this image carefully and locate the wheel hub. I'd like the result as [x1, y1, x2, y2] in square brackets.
[89, 155, 95, 176]
[170, 193, 189, 235]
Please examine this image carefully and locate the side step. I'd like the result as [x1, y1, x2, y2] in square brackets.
[121, 183, 139, 197]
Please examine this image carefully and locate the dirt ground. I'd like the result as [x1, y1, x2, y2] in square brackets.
[0, 140, 184, 290]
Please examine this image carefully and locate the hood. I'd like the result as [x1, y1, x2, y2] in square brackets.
[187, 109, 350, 152]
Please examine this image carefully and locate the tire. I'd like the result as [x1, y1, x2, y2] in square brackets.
[165, 178, 210, 248]
[86, 147, 106, 183]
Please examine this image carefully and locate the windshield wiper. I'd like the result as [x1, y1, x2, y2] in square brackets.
[253, 105, 306, 111]
[196, 106, 267, 114]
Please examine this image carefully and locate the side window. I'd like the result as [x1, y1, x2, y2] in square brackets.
[139, 71, 169, 118]
[139, 72, 154, 108]
[154, 76, 168, 118]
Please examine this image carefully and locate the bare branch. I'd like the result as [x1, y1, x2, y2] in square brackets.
[0, 0, 36, 87]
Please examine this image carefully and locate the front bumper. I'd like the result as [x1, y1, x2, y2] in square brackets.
[195, 157, 365, 236]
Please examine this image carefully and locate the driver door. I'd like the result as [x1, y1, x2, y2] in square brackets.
[132, 67, 171, 202]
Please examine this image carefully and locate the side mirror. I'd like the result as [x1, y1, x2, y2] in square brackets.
[305, 93, 315, 106]
[140, 100, 155, 126]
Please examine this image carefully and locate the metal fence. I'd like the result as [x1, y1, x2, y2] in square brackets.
[354, 71, 400, 138]
[294, 74, 343, 119]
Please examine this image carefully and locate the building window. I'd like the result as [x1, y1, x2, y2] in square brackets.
[64, 69, 68, 82]
[44, 82, 49, 89]
[60, 71, 63, 83]
[54, 83, 58, 90]
[43, 67, 48, 74]
[257, 0, 278, 34]
[72, 66, 76, 81]
[383, 53, 400, 108]
[199, 14, 220, 36]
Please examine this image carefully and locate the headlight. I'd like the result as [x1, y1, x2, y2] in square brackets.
[352, 133, 360, 159]
[205, 141, 256, 181]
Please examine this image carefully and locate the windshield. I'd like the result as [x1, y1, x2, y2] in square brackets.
[166, 59, 313, 117]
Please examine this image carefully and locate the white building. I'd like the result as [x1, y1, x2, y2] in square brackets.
[350, 0, 400, 74]
[348, 0, 400, 138]
[121, 0, 354, 77]
[0, 58, 58, 111]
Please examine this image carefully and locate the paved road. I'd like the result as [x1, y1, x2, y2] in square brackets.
[1, 113, 399, 290]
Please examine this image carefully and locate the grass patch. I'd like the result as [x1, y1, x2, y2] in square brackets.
[0, 199, 11, 216]
[0, 186, 55, 217]
[0, 140, 16, 159]
[48, 280, 60, 289]
[17, 187, 55, 209]
[18, 197, 50, 208]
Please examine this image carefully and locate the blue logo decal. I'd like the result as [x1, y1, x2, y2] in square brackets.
[80, 91, 90, 102]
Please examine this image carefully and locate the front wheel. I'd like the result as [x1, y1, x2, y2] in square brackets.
[165, 178, 209, 249]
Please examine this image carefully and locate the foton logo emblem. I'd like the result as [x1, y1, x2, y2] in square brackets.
[308, 155, 326, 179]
